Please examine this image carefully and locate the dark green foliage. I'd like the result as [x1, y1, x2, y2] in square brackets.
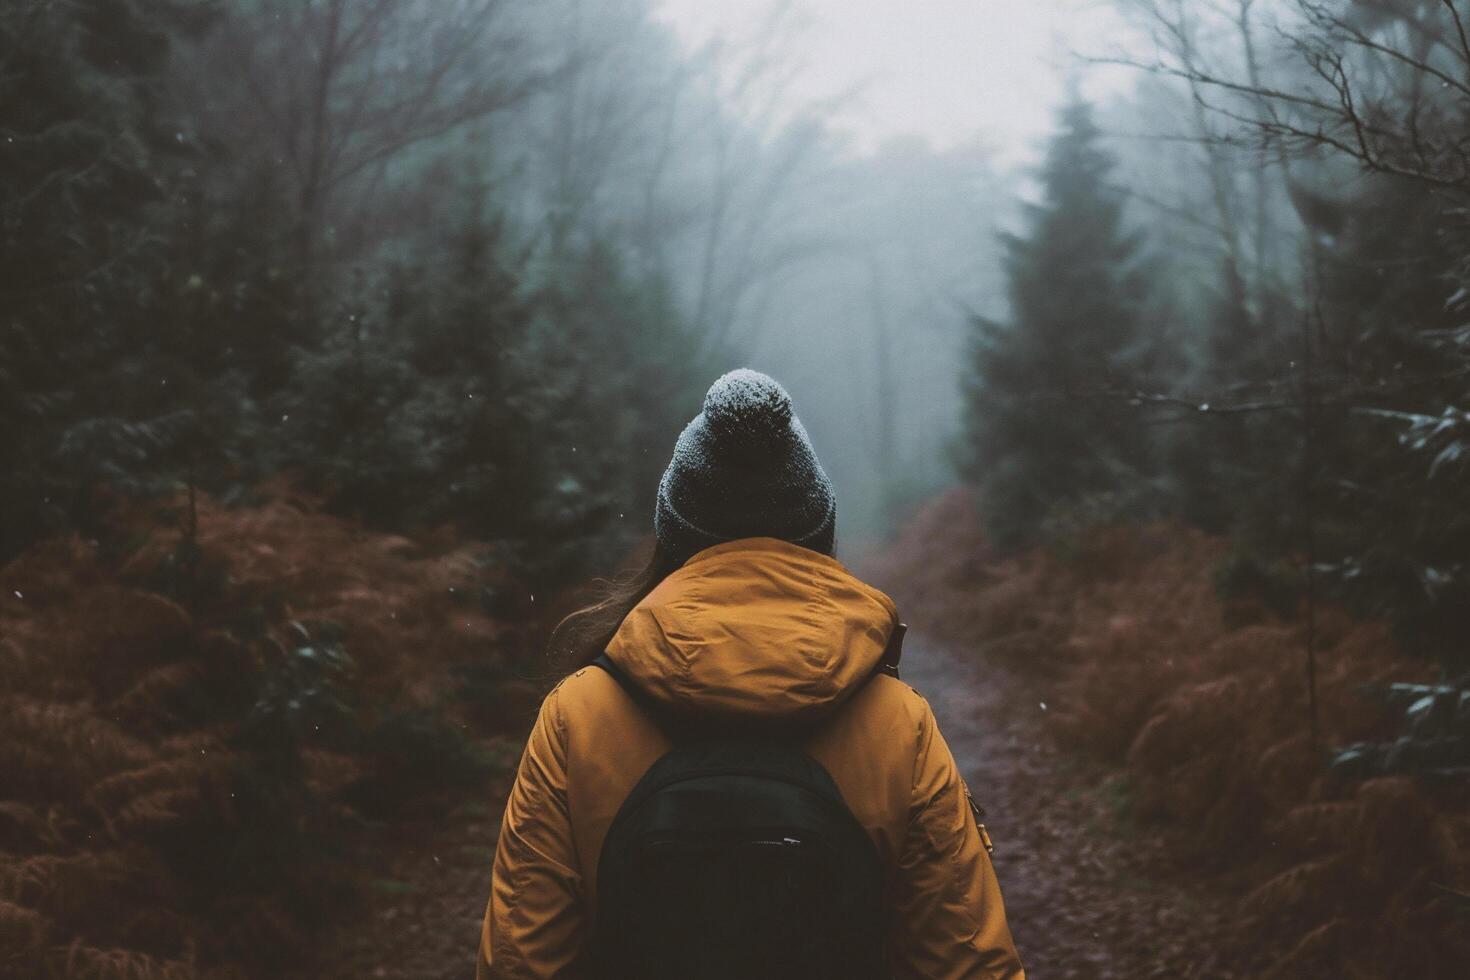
[239, 623, 357, 780]
[0, 1, 710, 591]
[269, 192, 711, 585]
[1333, 680, 1470, 780]
[0, 0, 194, 556]
[1321, 401, 1470, 671]
[341, 190, 549, 538]
[519, 240, 722, 580]
[1183, 176, 1470, 670]
[1167, 259, 1298, 537]
[1213, 547, 1303, 619]
[1155, 171, 1470, 673]
[343, 709, 495, 819]
[1300, 180, 1470, 669]
[0, 0, 289, 563]
[279, 328, 450, 526]
[960, 97, 1164, 548]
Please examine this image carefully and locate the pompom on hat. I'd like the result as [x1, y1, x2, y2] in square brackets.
[654, 369, 836, 563]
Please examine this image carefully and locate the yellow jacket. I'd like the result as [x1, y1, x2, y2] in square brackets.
[478, 537, 1024, 979]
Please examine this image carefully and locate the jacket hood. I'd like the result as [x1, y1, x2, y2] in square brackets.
[605, 537, 899, 726]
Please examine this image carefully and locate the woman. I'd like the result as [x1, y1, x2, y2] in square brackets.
[477, 369, 1024, 979]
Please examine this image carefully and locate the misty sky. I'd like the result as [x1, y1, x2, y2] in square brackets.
[655, 0, 1133, 163]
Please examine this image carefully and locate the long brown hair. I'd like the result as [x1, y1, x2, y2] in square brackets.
[546, 541, 683, 672]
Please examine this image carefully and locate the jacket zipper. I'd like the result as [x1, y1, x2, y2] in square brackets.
[964, 786, 994, 854]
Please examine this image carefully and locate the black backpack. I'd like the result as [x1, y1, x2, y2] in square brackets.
[584, 634, 904, 980]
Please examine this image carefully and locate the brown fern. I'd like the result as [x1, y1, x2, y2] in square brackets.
[51, 939, 201, 980]
[0, 897, 49, 956]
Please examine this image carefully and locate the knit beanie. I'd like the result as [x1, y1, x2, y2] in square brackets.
[655, 369, 837, 564]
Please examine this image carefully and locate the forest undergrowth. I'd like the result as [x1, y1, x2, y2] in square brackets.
[0, 485, 544, 980]
[878, 489, 1470, 980]
[6, 482, 1468, 979]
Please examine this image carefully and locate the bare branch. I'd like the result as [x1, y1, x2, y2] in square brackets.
[1083, 54, 1356, 120]
[1443, 0, 1470, 71]
[1301, 1, 1470, 99]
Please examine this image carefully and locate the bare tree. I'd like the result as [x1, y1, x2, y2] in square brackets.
[1101, 1, 1470, 191]
[194, 0, 540, 276]
[672, 3, 848, 355]
[500, 0, 840, 358]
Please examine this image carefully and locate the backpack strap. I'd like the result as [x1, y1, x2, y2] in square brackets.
[590, 652, 651, 710]
[590, 652, 685, 739]
[876, 621, 907, 679]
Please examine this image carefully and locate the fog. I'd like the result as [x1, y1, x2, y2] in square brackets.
[658, 0, 1117, 156]
[651, 0, 1140, 543]
[5, 1, 1469, 975]
[8, 0, 1466, 578]
[489, 0, 1149, 548]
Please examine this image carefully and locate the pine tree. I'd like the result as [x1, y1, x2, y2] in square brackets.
[0, 0, 205, 559]
[1165, 256, 1293, 536]
[960, 96, 1157, 547]
[1304, 176, 1469, 667]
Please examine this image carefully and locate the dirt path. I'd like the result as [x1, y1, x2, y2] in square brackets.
[292, 779, 511, 979]
[901, 632, 1240, 980]
[302, 634, 1243, 980]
